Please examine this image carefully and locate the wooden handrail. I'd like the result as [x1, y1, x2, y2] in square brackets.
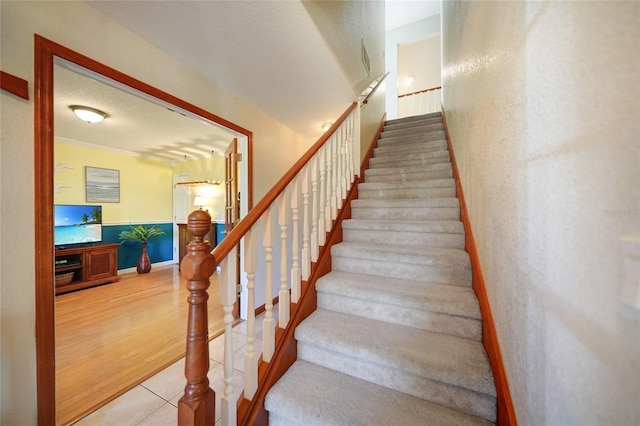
[178, 101, 358, 425]
[361, 72, 390, 105]
[237, 111, 387, 425]
[398, 85, 442, 99]
[209, 102, 357, 267]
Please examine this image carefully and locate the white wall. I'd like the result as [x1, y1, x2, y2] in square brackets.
[302, 0, 386, 159]
[0, 2, 308, 423]
[442, 1, 640, 425]
[385, 15, 440, 119]
[397, 34, 441, 96]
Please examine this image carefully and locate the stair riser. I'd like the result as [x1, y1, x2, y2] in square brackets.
[358, 186, 456, 200]
[297, 343, 497, 422]
[364, 169, 453, 183]
[267, 413, 293, 426]
[317, 292, 481, 340]
[351, 207, 460, 221]
[373, 141, 447, 156]
[369, 157, 450, 170]
[370, 150, 449, 165]
[343, 229, 464, 249]
[377, 132, 446, 147]
[381, 124, 444, 139]
[331, 256, 471, 286]
[365, 162, 451, 176]
[383, 118, 442, 132]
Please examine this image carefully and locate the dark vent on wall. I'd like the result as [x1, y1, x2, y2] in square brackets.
[361, 39, 371, 76]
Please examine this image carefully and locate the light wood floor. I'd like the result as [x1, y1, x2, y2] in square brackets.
[55, 264, 225, 425]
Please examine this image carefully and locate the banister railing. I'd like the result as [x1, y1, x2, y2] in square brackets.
[178, 102, 359, 425]
[361, 71, 390, 106]
[398, 85, 442, 118]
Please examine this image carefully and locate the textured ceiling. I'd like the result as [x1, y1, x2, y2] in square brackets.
[86, 0, 355, 139]
[385, 0, 441, 31]
[55, 1, 432, 161]
[54, 61, 236, 162]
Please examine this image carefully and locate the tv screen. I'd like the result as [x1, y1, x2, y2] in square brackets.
[54, 204, 103, 247]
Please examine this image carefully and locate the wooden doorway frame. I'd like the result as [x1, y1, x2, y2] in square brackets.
[34, 35, 253, 424]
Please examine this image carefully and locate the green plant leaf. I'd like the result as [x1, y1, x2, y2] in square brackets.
[118, 224, 165, 243]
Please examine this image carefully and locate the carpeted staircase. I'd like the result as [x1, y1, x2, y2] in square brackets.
[265, 112, 497, 425]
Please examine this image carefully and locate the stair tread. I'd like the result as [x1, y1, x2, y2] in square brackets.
[369, 158, 451, 169]
[377, 132, 446, 146]
[383, 120, 443, 132]
[343, 218, 464, 234]
[317, 271, 481, 319]
[351, 197, 459, 208]
[266, 360, 493, 426]
[386, 112, 442, 123]
[381, 125, 444, 138]
[371, 148, 449, 158]
[332, 241, 470, 270]
[365, 162, 452, 176]
[296, 309, 496, 397]
[359, 178, 454, 190]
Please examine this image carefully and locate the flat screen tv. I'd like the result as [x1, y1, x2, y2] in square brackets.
[54, 204, 103, 248]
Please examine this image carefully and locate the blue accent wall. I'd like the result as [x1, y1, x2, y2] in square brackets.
[215, 222, 226, 246]
[102, 223, 173, 270]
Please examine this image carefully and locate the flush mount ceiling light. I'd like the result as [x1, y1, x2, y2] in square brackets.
[69, 105, 108, 124]
[321, 122, 333, 132]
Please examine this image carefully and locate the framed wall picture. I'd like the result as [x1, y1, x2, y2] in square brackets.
[86, 166, 120, 203]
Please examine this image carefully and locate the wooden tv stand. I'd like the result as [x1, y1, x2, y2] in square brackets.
[54, 243, 120, 295]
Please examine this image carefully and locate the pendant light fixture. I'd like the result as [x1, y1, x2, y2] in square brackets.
[176, 151, 222, 186]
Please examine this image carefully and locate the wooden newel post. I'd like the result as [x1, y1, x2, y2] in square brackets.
[178, 209, 216, 425]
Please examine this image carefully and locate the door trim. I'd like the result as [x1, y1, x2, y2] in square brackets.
[34, 35, 253, 423]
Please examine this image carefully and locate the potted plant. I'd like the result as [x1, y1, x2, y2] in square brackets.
[118, 225, 165, 274]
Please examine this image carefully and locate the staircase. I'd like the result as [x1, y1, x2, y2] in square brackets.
[264, 112, 497, 425]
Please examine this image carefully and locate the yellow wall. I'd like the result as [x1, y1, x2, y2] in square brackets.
[54, 140, 173, 223]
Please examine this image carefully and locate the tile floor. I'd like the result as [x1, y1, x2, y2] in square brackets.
[76, 311, 273, 426]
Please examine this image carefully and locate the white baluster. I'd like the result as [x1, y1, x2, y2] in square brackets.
[243, 229, 258, 400]
[331, 136, 338, 221]
[311, 154, 324, 262]
[278, 194, 290, 328]
[324, 141, 332, 233]
[301, 165, 311, 281]
[290, 178, 300, 303]
[347, 113, 355, 183]
[340, 127, 347, 201]
[220, 246, 237, 426]
[317, 149, 326, 249]
[262, 208, 275, 362]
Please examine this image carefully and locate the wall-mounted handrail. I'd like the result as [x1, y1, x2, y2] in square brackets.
[178, 101, 359, 425]
[361, 72, 390, 106]
[398, 85, 442, 99]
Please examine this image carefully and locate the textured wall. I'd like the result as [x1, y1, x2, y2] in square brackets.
[385, 14, 441, 119]
[302, 0, 386, 159]
[398, 34, 441, 96]
[442, 1, 639, 425]
[0, 2, 307, 423]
